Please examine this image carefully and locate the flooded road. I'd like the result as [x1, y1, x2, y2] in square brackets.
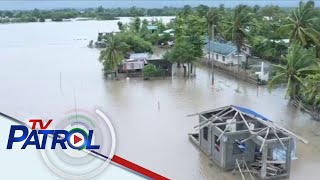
[0, 18, 320, 180]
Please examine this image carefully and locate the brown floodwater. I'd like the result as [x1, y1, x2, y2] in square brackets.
[0, 18, 320, 180]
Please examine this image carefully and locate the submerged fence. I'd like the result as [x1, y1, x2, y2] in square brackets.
[202, 58, 261, 85]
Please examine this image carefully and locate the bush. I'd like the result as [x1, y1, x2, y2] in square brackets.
[115, 32, 153, 54]
[142, 64, 165, 79]
[158, 33, 174, 45]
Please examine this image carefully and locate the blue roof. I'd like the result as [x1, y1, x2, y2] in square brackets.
[231, 105, 271, 122]
[226, 41, 235, 46]
[204, 41, 237, 56]
[147, 25, 158, 30]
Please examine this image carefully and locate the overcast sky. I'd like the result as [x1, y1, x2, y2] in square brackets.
[0, 1, 319, 10]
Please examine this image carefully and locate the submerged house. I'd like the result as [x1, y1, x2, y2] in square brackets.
[189, 105, 307, 179]
[119, 53, 149, 72]
[129, 53, 149, 61]
[120, 59, 147, 72]
[159, 29, 175, 37]
[118, 53, 172, 76]
[147, 25, 158, 33]
[163, 28, 174, 34]
[204, 41, 251, 65]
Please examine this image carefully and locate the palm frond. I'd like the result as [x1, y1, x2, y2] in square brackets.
[268, 72, 286, 91]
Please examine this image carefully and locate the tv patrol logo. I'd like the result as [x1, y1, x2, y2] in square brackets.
[6, 108, 116, 179]
[7, 119, 99, 150]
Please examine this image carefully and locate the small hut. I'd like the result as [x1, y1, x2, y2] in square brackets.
[188, 105, 307, 179]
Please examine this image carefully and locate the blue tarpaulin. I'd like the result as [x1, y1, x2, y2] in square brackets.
[231, 105, 297, 160]
[231, 105, 271, 122]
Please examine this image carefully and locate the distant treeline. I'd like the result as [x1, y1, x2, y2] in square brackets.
[0, 5, 297, 24]
[0, 6, 180, 23]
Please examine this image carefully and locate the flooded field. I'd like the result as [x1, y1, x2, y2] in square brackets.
[0, 18, 320, 180]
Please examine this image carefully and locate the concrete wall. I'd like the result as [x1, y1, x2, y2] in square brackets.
[242, 45, 251, 56]
[199, 115, 212, 155]
[213, 52, 232, 64]
[223, 131, 256, 169]
[204, 52, 249, 65]
[231, 53, 246, 65]
[211, 127, 223, 166]
[204, 52, 232, 65]
[209, 125, 255, 170]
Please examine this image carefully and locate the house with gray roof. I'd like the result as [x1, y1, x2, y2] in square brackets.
[204, 41, 251, 65]
[147, 25, 158, 33]
[129, 53, 149, 61]
[118, 53, 149, 72]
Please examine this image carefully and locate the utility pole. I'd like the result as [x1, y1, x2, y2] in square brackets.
[208, 23, 211, 73]
[211, 24, 215, 86]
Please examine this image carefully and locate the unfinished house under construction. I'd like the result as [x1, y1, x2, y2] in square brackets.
[188, 105, 308, 180]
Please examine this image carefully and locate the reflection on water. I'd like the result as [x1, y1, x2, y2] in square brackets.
[0, 18, 320, 180]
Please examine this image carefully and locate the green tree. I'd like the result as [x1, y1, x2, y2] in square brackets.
[303, 73, 320, 119]
[129, 6, 144, 17]
[219, 4, 225, 12]
[130, 17, 141, 33]
[171, 8, 206, 73]
[96, 6, 104, 13]
[172, 16, 185, 43]
[196, 4, 210, 17]
[259, 5, 282, 17]
[268, 45, 318, 100]
[140, 19, 159, 45]
[140, 19, 150, 39]
[206, 8, 223, 39]
[39, 17, 45, 22]
[99, 35, 129, 77]
[116, 31, 153, 53]
[117, 21, 124, 31]
[158, 33, 173, 44]
[224, 5, 251, 71]
[313, 9, 320, 57]
[250, 36, 287, 63]
[165, 40, 197, 77]
[181, 5, 193, 17]
[153, 19, 166, 32]
[32, 8, 40, 18]
[185, 14, 206, 57]
[147, 33, 160, 45]
[277, 1, 320, 47]
[253, 5, 260, 13]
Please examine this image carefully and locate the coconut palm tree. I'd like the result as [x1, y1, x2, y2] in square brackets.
[99, 34, 129, 78]
[206, 8, 223, 84]
[268, 45, 318, 101]
[224, 5, 251, 71]
[303, 73, 320, 119]
[206, 8, 223, 39]
[313, 11, 320, 58]
[277, 0, 320, 47]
